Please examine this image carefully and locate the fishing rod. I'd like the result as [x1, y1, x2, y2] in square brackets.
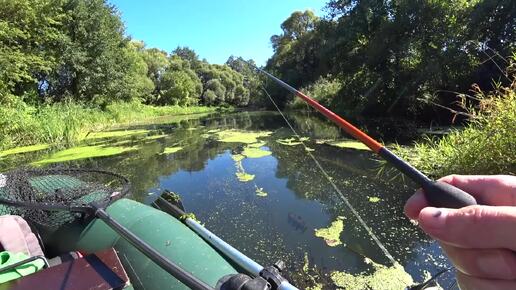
[250, 64, 477, 209]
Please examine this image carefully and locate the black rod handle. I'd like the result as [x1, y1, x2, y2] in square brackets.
[422, 181, 477, 208]
[378, 148, 477, 208]
[93, 205, 214, 290]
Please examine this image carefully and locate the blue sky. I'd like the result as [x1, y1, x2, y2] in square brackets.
[109, 0, 327, 65]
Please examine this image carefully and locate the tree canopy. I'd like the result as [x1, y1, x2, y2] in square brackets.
[0, 0, 256, 108]
[265, 1, 515, 118]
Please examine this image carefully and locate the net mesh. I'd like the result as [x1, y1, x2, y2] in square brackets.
[0, 167, 130, 229]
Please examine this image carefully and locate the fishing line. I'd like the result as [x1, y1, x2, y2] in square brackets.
[260, 85, 397, 266]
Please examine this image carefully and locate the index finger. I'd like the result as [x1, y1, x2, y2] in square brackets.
[404, 175, 516, 219]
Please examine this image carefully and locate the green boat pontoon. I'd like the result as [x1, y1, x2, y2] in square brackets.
[0, 168, 297, 290]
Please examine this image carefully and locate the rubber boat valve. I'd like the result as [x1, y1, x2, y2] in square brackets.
[216, 261, 288, 290]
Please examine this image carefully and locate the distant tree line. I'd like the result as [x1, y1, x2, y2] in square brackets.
[0, 0, 259, 108]
[265, 1, 515, 119]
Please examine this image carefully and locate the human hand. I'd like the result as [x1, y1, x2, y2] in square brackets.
[404, 175, 516, 290]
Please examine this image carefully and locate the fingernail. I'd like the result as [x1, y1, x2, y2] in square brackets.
[419, 207, 448, 231]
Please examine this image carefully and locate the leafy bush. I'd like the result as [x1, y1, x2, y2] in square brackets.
[389, 70, 516, 177]
[288, 75, 342, 109]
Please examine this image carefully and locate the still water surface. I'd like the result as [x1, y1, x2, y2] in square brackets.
[1, 111, 454, 289]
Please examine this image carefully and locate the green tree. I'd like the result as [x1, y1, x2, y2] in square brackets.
[160, 55, 202, 106]
[48, 0, 134, 104]
[141, 47, 169, 103]
[0, 0, 67, 104]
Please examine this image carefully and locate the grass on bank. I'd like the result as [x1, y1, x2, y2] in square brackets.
[0, 100, 224, 151]
[386, 72, 516, 177]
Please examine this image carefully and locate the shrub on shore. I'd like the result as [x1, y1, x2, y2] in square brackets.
[389, 66, 516, 177]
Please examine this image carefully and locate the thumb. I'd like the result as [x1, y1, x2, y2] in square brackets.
[418, 205, 516, 251]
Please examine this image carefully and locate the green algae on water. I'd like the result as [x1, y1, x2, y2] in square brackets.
[314, 216, 345, 247]
[276, 137, 302, 146]
[255, 187, 268, 197]
[216, 129, 272, 144]
[327, 140, 370, 151]
[0, 144, 50, 158]
[161, 147, 183, 154]
[234, 160, 255, 182]
[236, 172, 255, 182]
[231, 154, 245, 162]
[242, 147, 272, 159]
[368, 196, 381, 203]
[248, 141, 266, 148]
[32, 145, 137, 165]
[84, 129, 150, 140]
[143, 134, 167, 141]
[330, 259, 414, 290]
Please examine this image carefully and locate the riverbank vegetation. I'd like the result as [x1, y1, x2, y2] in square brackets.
[265, 2, 514, 120]
[265, 1, 515, 175]
[0, 0, 256, 150]
[0, 100, 220, 150]
[391, 64, 516, 176]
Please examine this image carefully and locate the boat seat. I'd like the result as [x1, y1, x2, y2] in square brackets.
[0, 216, 44, 258]
[1, 248, 131, 290]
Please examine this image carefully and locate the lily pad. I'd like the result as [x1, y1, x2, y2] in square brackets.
[255, 187, 268, 197]
[216, 130, 272, 144]
[32, 145, 137, 165]
[314, 216, 345, 247]
[330, 259, 414, 290]
[161, 147, 183, 154]
[0, 144, 50, 158]
[241, 147, 272, 159]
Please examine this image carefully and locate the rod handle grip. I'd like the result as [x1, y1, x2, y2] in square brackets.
[423, 181, 477, 208]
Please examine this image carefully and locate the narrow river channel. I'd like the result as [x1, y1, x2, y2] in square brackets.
[0, 111, 454, 289]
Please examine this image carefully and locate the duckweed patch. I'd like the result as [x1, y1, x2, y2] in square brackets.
[84, 129, 150, 140]
[368, 196, 381, 203]
[216, 130, 272, 144]
[255, 187, 268, 197]
[32, 145, 137, 165]
[143, 134, 167, 141]
[0, 144, 50, 158]
[315, 216, 345, 247]
[248, 141, 266, 148]
[276, 137, 302, 146]
[327, 140, 370, 151]
[236, 172, 255, 182]
[330, 259, 414, 290]
[242, 147, 272, 159]
[161, 147, 183, 154]
[231, 154, 245, 162]
[234, 160, 255, 182]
